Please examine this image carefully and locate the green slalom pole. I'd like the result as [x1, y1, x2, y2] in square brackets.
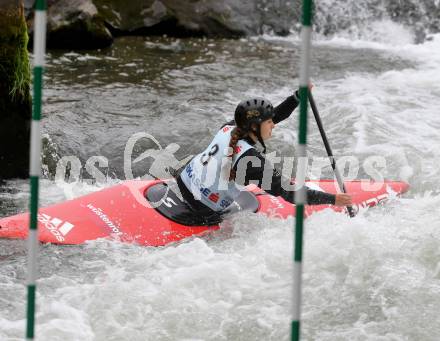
[26, 0, 47, 339]
[292, 0, 313, 340]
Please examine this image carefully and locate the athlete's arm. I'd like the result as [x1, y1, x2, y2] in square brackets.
[272, 92, 300, 124]
[234, 149, 336, 205]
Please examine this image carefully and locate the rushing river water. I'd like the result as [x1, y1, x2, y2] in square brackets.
[1, 18, 440, 340]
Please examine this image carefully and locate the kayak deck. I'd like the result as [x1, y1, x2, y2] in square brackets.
[0, 179, 409, 246]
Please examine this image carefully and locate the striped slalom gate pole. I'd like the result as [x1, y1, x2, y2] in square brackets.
[292, 0, 313, 340]
[27, 0, 47, 339]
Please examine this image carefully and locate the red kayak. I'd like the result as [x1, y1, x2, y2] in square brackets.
[0, 179, 409, 246]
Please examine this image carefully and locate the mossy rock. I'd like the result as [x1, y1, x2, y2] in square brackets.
[0, 3, 31, 179]
[0, 6, 31, 109]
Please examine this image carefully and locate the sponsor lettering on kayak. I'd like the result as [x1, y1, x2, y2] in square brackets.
[38, 213, 75, 242]
[86, 204, 123, 236]
[360, 193, 388, 207]
[269, 195, 285, 210]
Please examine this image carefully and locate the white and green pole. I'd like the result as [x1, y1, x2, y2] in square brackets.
[27, 0, 47, 339]
[292, 0, 313, 340]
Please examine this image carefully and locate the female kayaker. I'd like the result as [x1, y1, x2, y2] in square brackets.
[176, 92, 352, 217]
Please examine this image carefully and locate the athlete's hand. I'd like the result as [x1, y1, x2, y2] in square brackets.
[334, 193, 352, 207]
[294, 83, 314, 98]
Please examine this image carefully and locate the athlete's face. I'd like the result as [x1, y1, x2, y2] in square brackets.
[260, 119, 275, 140]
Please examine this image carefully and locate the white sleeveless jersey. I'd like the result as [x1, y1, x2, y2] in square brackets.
[180, 125, 255, 212]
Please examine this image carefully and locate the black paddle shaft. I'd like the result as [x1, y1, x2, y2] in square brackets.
[308, 91, 356, 218]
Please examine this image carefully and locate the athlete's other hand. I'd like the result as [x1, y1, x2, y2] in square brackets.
[335, 193, 352, 207]
[294, 83, 314, 99]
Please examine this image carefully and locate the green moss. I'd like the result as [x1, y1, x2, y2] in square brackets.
[0, 6, 32, 179]
[0, 7, 31, 112]
[10, 14, 31, 102]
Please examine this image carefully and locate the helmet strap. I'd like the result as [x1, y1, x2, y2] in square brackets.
[256, 125, 267, 154]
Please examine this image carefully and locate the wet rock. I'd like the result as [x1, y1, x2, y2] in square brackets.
[0, 1, 31, 179]
[24, 0, 295, 49]
[28, 0, 295, 46]
[28, 0, 113, 49]
[41, 134, 61, 179]
[23, 0, 440, 49]
[93, 0, 295, 37]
